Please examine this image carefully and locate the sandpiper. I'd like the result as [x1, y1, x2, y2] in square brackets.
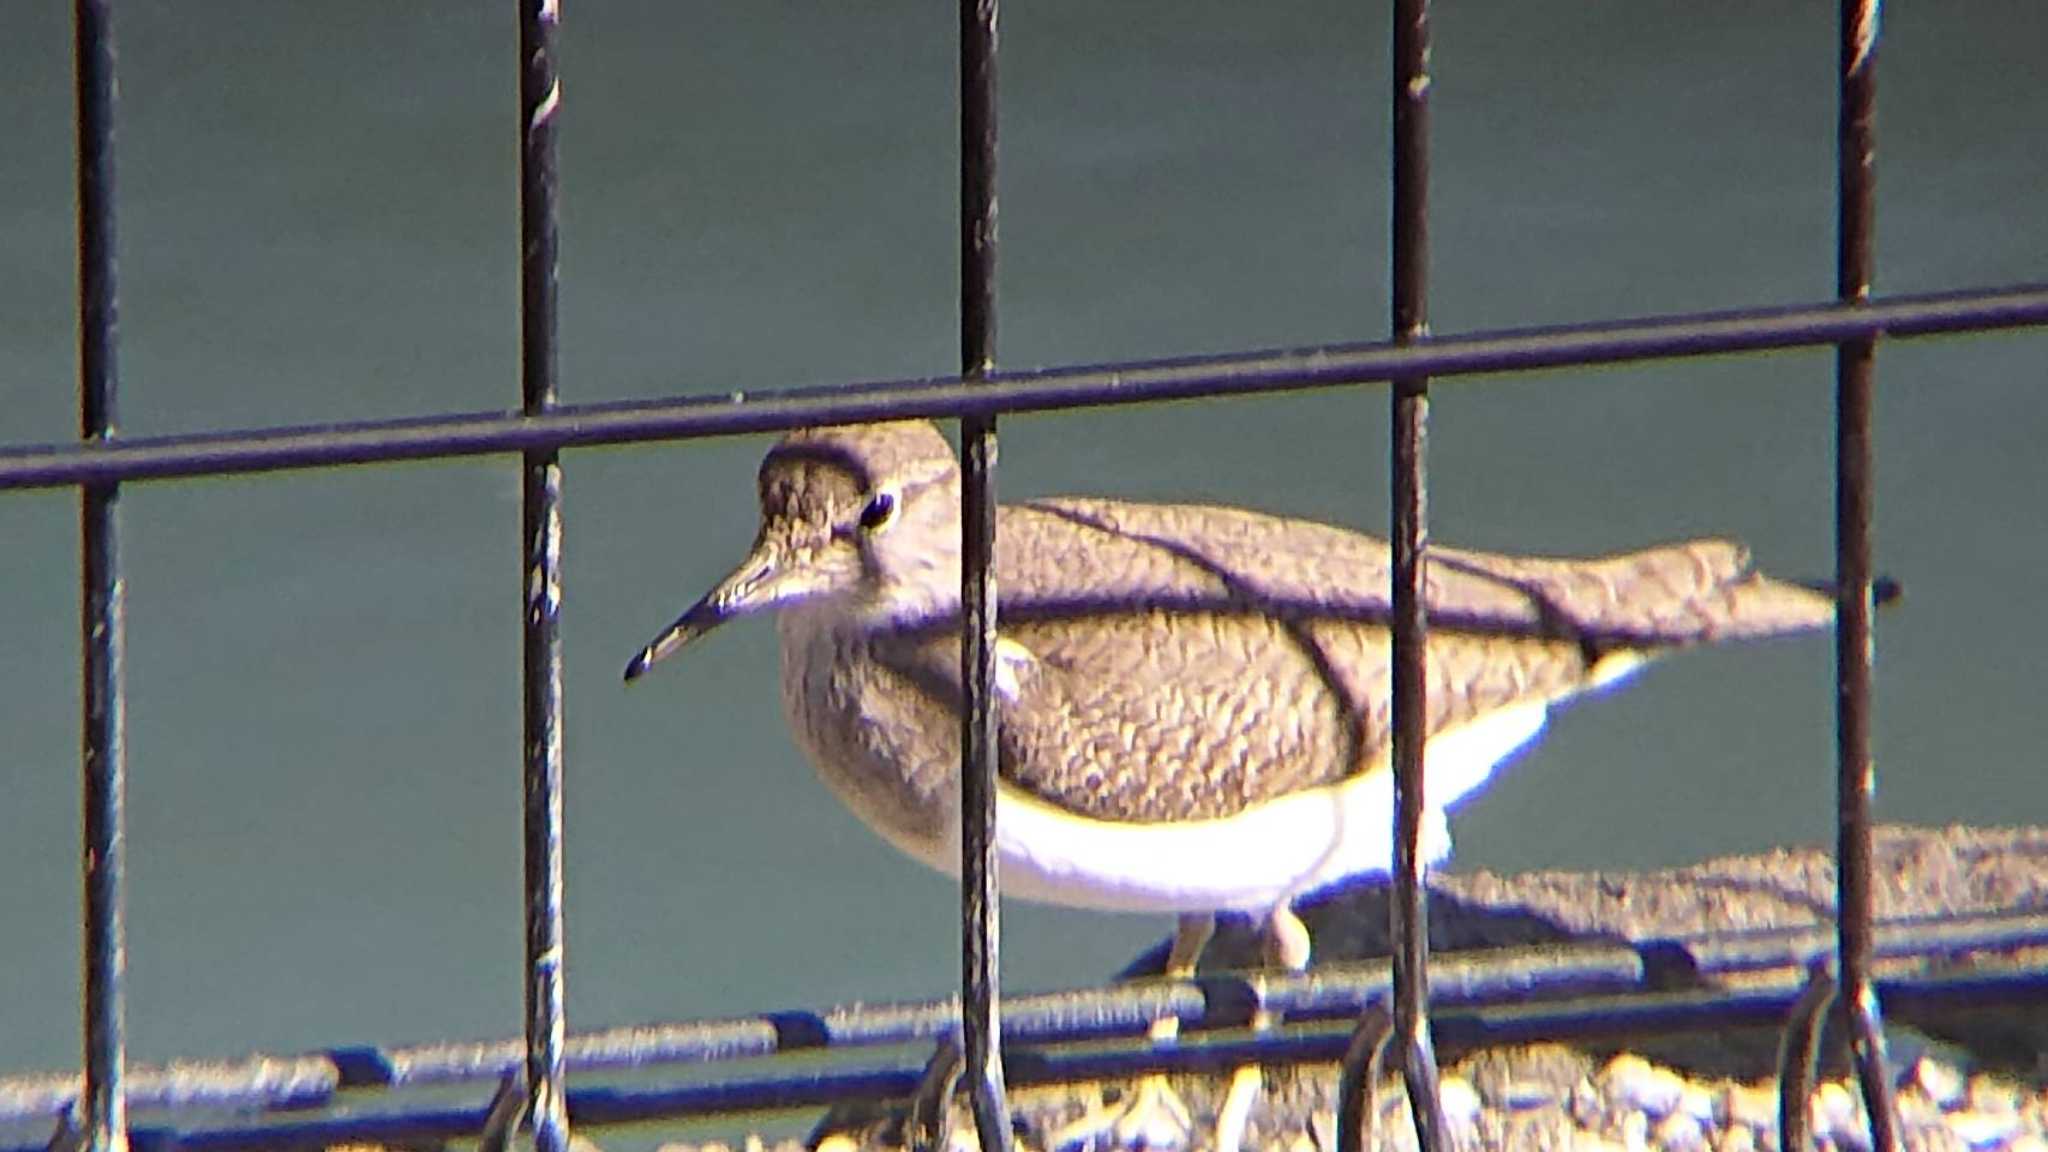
[626, 419, 1842, 1149]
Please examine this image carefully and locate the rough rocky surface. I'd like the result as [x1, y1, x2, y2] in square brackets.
[1172, 824, 2048, 1077]
[774, 824, 2048, 1152]
[694, 1049, 2048, 1152]
[1271, 824, 2048, 961]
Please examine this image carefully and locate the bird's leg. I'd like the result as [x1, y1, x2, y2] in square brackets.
[1153, 911, 1216, 1040]
[1213, 904, 1312, 1152]
[1049, 913, 1212, 1151]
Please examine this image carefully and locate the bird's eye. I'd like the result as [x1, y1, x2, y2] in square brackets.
[858, 490, 898, 533]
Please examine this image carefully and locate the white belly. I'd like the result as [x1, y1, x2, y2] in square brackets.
[896, 700, 1551, 915]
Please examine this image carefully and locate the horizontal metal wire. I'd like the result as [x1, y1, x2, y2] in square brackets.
[9, 958, 2041, 1152]
[0, 943, 1624, 1126]
[2, 282, 2044, 492]
[7, 909, 2043, 1136]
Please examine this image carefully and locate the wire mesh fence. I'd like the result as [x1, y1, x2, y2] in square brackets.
[6, 4, 2048, 1152]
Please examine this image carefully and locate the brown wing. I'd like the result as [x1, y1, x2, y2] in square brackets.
[1006, 497, 1835, 647]
[870, 496, 1834, 825]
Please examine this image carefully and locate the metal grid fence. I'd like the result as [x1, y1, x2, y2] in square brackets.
[7, 4, 2048, 1152]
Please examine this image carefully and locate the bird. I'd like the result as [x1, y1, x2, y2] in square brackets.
[625, 418, 1845, 1150]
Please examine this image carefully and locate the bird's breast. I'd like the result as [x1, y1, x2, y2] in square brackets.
[776, 613, 960, 863]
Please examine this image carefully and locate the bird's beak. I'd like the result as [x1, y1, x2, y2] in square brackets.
[623, 538, 813, 682]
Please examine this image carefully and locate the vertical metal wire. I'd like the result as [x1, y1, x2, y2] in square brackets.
[1388, 1, 1449, 1150]
[518, 4, 569, 1152]
[74, 4, 127, 1152]
[1776, 961, 1839, 1152]
[1833, 3, 1899, 1151]
[1335, 1002, 1394, 1152]
[957, 3, 1012, 1151]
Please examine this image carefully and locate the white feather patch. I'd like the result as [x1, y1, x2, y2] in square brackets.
[913, 700, 1553, 914]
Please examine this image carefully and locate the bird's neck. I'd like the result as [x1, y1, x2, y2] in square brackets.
[777, 582, 964, 641]
[775, 598, 952, 652]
